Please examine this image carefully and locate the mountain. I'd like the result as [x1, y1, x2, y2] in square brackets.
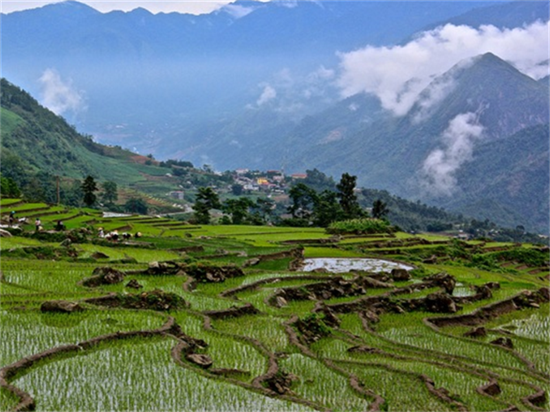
[448, 124, 549, 232]
[436, 0, 549, 29]
[1, 0, 495, 143]
[276, 53, 549, 232]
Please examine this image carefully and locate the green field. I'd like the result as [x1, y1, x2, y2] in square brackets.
[1, 203, 548, 412]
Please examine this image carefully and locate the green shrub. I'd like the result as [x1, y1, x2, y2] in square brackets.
[326, 218, 391, 235]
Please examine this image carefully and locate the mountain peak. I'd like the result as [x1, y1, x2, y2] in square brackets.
[463, 51, 540, 85]
[42, 1, 99, 15]
[409, 50, 548, 141]
[473, 52, 513, 68]
[6, 0, 100, 18]
[127, 7, 153, 16]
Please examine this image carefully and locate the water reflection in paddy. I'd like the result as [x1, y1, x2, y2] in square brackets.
[301, 258, 414, 273]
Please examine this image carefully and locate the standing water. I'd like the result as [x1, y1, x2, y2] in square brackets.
[300, 258, 414, 273]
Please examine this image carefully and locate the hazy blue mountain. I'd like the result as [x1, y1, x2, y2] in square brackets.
[2, 0, 494, 143]
[436, 0, 549, 29]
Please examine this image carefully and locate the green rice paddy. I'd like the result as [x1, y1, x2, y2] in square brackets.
[1, 202, 548, 411]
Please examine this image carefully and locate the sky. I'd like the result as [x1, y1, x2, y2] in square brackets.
[0, 0, 253, 15]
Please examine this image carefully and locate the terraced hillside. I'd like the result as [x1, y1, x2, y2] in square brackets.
[1, 199, 548, 411]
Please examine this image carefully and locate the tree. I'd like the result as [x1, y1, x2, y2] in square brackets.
[371, 199, 389, 220]
[231, 183, 244, 196]
[124, 197, 148, 214]
[193, 187, 220, 224]
[288, 183, 318, 220]
[251, 197, 275, 224]
[222, 197, 254, 225]
[62, 180, 83, 207]
[81, 175, 98, 207]
[101, 181, 118, 205]
[304, 168, 336, 192]
[7, 177, 21, 198]
[313, 190, 341, 227]
[0, 173, 9, 196]
[23, 174, 50, 203]
[0, 174, 21, 198]
[336, 173, 363, 220]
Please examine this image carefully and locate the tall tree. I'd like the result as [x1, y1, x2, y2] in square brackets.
[62, 180, 83, 207]
[336, 173, 363, 220]
[193, 187, 220, 224]
[252, 197, 275, 224]
[6, 177, 21, 197]
[313, 190, 341, 227]
[0, 173, 9, 196]
[231, 183, 244, 196]
[101, 181, 118, 205]
[304, 168, 336, 192]
[371, 199, 389, 220]
[288, 183, 318, 220]
[222, 197, 253, 225]
[124, 197, 148, 214]
[81, 175, 98, 207]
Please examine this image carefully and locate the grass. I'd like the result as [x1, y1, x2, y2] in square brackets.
[346, 363, 454, 411]
[12, 338, 313, 412]
[0, 309, 167, 366]
[280, 354, 371, 411]
[0, 206, 548, 411]
[76, 244, 182, 263]
[214, 315, 291, 354]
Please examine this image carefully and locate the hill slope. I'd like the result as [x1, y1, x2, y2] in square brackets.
[0, 78, 184, 201]
[448, 124, 549, 231]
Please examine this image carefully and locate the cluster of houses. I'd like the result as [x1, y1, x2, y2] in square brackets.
[232, 168, 293, 193]
[168, 168, 309, 202]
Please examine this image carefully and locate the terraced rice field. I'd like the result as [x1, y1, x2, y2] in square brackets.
[1, 202, 548, 411]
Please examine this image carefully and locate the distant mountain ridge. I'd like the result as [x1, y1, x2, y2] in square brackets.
[1, 0, 500, 130]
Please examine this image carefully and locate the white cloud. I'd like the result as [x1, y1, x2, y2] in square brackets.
[303, 65, 335, 100]
[411, 59, 474, 123]
[337, 21, 550, 116]
[221, 4, 256, 18]
[251, 65, 337, 112]
[420, 112, 484, 196]
[38, 68, 86, 116]
[274, 0, 298, 9]
[256, 84, 277, 106]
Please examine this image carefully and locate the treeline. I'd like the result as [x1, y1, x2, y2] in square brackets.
[188, 168, 547, 244]
[360, 188, 459, 232]
[191, 187, 275, 225]
[286, 169, 462, 232]
[191, 172, 386, 228]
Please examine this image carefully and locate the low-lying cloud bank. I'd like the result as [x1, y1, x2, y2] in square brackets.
[337, 21, 550, 116]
